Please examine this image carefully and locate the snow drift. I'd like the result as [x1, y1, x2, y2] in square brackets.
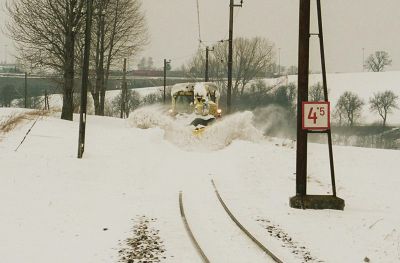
[128, 105, 264, 151]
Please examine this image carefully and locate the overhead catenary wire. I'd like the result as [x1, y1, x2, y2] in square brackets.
[196, 0, 202, 48]
[14, 108, 48, 152]
[195, 0, 229, 50]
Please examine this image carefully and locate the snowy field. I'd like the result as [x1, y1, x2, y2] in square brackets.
[0, 107, 399, 263]
[266, 71, 400, 125]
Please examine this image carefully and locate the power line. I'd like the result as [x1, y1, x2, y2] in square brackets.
[196, 0, 202, 48]
[195, 0, 227, 49]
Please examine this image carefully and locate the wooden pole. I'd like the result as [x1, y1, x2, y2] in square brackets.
[316, 0, 337, 196]
[295, 0, 311, 196]
[120, 58, 127, 118]
[78, 0, 93, 159]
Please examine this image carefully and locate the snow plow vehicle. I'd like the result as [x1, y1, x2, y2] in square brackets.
[170, 82, 222, 135]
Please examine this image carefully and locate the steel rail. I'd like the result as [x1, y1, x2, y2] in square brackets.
[179, 191, 211, 263]
[211, 180, 284, 263]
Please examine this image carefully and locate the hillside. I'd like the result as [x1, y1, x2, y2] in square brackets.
[265, 71, 400, 124]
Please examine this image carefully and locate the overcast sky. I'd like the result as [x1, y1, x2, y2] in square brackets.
[1, 0, 400, 73]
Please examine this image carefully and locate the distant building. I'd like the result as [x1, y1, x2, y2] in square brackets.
[130, 69, 164, 77]
[127, 69, 186, 78]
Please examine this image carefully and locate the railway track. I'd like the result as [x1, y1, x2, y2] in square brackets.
[179, 191, 211, 263]
[179, 180, 284, 263]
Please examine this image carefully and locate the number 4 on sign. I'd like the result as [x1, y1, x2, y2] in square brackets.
[302, 102, 330, 130]
[308, 106, 326, 124]
[308, 107, 317, 124]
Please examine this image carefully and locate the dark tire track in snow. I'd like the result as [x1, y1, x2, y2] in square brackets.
[179, 191, 211, 263]
[211, 179, 284, 263]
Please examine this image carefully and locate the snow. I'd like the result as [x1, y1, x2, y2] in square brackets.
[171, 83, 195, 96]
[0, 106, 399, 263]
[194, 82, 208, 98]
[128, 106, 263, 151]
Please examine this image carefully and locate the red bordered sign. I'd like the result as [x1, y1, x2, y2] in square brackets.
[302, 101, 330, 130]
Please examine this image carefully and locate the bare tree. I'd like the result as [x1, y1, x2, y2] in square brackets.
[7, 0, 85, 120]
[109, 89, 140, 117]
[335, 91, 364, 126]
[91, 0, 148, 116]
[308, 82, 325, 102]
[217, 37, 275, 99]
[364, 51, 392, 72]
[333, 103, 345, 126]
[185, 37, 275, 101]
[184, 48, 224, 83]
[369, 90, 398, 126]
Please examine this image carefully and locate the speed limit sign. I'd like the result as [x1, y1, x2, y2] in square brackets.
[302, 102, 330, 130]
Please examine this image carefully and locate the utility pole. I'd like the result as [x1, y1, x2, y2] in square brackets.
[362, 48, 365, 72]
[163, 59, 171, 103]
[227, 0, 243, 114]
[205, 46, 214, 82]
[24, 72, 27, 108]
[120, 58, 127, 119]
[278, 48, 281, 76]
[289, 0, 344, 210]
[295, 0, 311, 197]
[44, 89, 49, 110]
[78, 0, 94, 159]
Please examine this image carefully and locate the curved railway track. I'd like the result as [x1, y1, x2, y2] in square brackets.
[179, 191, 211, 263]
[211, 180, 283, 263]
[178, 181, 284, 263]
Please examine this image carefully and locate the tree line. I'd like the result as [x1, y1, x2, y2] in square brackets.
[333, 90, 398, 127]
[182, 37, 277, 103]
[6, 0, 148, 120]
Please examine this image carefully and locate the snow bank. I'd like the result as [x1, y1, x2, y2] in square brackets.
[128, 106, 264, 151]
[128, 104, 173, 129]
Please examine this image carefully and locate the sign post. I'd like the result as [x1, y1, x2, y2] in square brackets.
[302, 102, 330, 130]
[289, 0, 344, 210]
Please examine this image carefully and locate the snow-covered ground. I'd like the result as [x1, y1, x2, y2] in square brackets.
[0, 106, 399, 263]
